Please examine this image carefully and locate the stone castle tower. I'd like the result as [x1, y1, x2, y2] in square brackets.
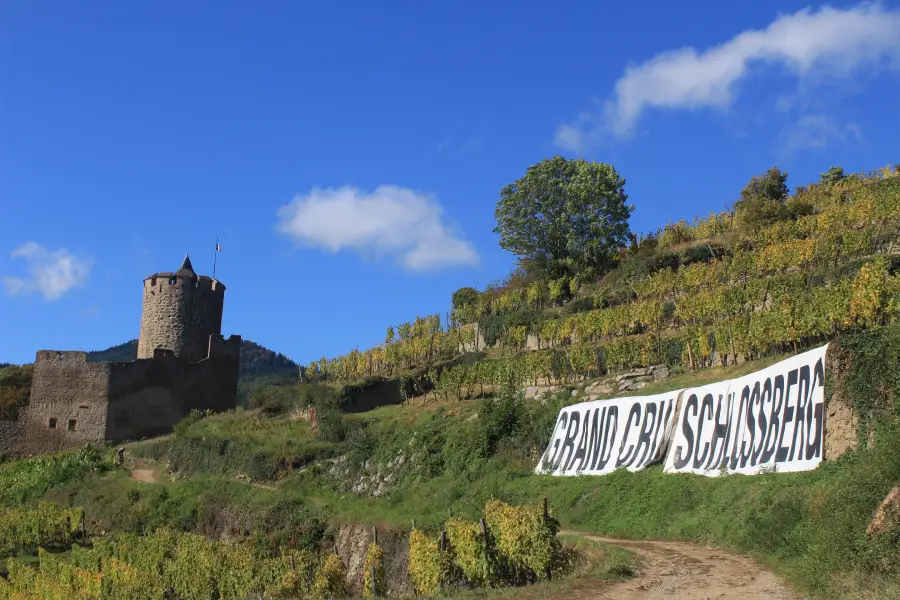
[137, 255, 226, 363]
[0, 254, 241, 457]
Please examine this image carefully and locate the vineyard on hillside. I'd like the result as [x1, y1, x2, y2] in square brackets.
[304, 165, 900, 397]
[0, 499, 567, 600]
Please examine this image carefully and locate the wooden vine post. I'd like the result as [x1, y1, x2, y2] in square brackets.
[543, 497, 552, 581]
[480, 517, 488, 570]
[370, 525, 379, 596]
[439, 530, 448, 590]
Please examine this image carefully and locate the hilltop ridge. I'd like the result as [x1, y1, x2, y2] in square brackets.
[85, 338, 298, 381]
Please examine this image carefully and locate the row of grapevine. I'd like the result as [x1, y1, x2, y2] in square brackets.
[310, 254, 899, 389]
[2, 527, 350, 600]
[407, 499, 569, 595]
[305, 313, 458, 382]
[0, 503, 83, 557]
[1, 556, 100, 600]
[421, 262, 900, 396]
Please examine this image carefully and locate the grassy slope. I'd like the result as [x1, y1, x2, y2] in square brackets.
[4, 328, 898, 599]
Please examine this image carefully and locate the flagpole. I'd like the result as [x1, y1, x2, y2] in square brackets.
[213, 237, 219, 280]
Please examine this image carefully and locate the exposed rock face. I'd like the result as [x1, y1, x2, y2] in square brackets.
[824, 354, 859, 461]
[334, 523, 371, 594]
[334, 524, 411, 596]
[614, 365, 669, 393]
[523, 385, 563, 399]
[521, 364, 673, 402]
[867, 486, 900, 537]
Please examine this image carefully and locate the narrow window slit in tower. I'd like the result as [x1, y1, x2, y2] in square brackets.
[48, 418, 57, 429]
[68, 420, 77, 432]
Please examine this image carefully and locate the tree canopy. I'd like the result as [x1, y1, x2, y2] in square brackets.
[493, 156, 633, 281]
[734, 166, 800, 230]
[820, 166, 845, 186]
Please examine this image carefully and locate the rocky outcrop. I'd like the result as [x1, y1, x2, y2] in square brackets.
[613, 365, 670, 393]
[521, 364, 673, 402]
[523, 385, 564, 399]
[334, 523, 371, 594]
[867, 486, 900, 537]
[824, 354, 859, 461]
[334, 523, 411, 596]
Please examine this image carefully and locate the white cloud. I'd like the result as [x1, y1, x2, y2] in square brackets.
[556, 2, 900, 149]
[780, 114, 862, 155]
[275, 185, 479, 271]
[3, 242, 92, 301]
[553, 121, 590, 154]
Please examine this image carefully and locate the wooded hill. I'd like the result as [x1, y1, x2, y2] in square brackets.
[85, 339, 298, 381]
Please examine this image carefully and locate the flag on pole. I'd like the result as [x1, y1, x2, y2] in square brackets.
[216, 243, 221, 252]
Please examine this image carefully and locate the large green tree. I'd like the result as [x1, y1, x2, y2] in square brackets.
[493, 156, 633, 281]
[734, 166, 794, 230]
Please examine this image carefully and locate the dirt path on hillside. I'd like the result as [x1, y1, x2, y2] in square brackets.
[562, 533, 798, 600]
[129, 469, 158, 483]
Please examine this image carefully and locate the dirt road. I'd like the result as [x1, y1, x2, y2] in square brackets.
[567, 534, 798, 600]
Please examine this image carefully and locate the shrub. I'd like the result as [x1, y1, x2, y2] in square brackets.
[483, 499, 561, 584]
[248, 382, 346, 416]
[446, 517, 498, 587]
[316, 408, 348, 443]
[408, 529, 450, 595]
[345, 425, 377, 465]
[173, 409, 211, 435]
[0, 446, 109, 506]
[452, 287, 479, 313]
[411, 500, 566, 592]
[312, 553, 347, 599]
[363, 543, 385, 597]
[478, 314, 506, 347]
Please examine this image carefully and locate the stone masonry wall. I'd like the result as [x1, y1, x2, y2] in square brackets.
[17, 336, 241, 455]
[0, 420, 23, 456]
[106, 335, 241, 442]
[19, 351, 110, 456]
[137, 274, 225, 363]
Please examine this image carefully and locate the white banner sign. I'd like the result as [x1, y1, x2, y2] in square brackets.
[535, 391, 681, 476]
[663, 344, 829, 477]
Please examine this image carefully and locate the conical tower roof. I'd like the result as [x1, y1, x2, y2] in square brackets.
[176, 254, 196, 276]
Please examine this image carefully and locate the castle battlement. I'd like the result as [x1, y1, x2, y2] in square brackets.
[208, 334, 242, 360]
[34, 350, 91, 363]
[144, 274, 226, 293]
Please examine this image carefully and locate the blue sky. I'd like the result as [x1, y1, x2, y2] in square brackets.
[2, 1, 899, 366]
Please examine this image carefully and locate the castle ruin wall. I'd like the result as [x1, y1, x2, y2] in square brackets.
[0, 421, 23, 456]
[15, 335, 241, 456]
[19, 351, 111, 455]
